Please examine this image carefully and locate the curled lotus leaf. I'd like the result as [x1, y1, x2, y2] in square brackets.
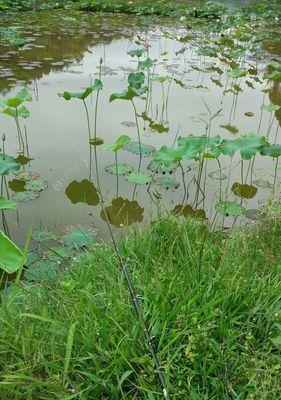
[0, 154, 21, 175]
[0, 231, 25, 274]
[128, 72, 146, 89]
[105, 163, 134, 176]
[109, 86, 148, 102]
[101, 135, 131, 152]
[127, 48, 146, 58]
[231, 182, 258, 199]
[154, 146, 184, 166]
[260, 144, 281, 158]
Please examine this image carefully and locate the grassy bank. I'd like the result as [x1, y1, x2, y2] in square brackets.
[0, 204, 281, 399]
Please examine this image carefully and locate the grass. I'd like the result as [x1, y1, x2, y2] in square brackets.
[0, 203, 280, 399]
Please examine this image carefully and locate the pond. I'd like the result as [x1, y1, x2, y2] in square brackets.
[0, 8, 280, 251]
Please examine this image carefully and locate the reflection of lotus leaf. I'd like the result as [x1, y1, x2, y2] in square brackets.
[231, 182, 258, 199]
[101, 197, 144, 227]
[172, 204, 206, 220]
[90, 137, 104, 146]
[65, 179, 99, 206]
[8, 179, 26, 192]
[208, 170, 227, 181]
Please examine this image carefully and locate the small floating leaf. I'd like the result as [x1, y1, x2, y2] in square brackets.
[125, 141, 155, 156]
[105, 163, 134, 176]
[62, 225, 97, 248]
[12, 191, 40, 202]
[32, 228, 58, 243]
[231, 182, 258, 199]
[126, 172, 152, 185]
[156, 177, 180, 190]
[147, 160, 179, 174]
[215, 201, 245, 217]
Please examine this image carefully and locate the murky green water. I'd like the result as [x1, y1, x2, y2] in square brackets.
[0, 10, 280, 246]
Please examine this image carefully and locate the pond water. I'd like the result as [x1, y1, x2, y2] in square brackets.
[0, 10, 280, 248]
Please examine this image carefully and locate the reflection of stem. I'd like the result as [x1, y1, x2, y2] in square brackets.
[115, 151, 118, 197]
[180, 162, 187, 205]
[131, 99, 142, 172]
[15, 110, 25, 151]
[273, 157, 278, 195]
[82, 99, 92, 180]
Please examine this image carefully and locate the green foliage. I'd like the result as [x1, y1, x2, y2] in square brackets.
[1, 214, 281, 398]
[216, 201, 245, 216]
[0, 231, 25, 273]
[126, 171, 152, 185]
[101, 135, 131, 152]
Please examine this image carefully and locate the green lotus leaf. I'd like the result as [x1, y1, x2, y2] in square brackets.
[260, 144, 281, 158]
[125, 141, 155, 156]
[178, 135, 221, 160]
[12, 191, 40, 202]
[25, 179, 48, 192]
[0, 154, 21, 175]
[231, 182, 258, 199]
[138, 58, 156, 70]
[105, 163, 134, 176]
[24, 260, 60, 282]
[239, 135, 267, 160]
[154, 146, 184, 166]
[126, 172, 152, 185]
[128, 72, 146, 88]
[0, 196, 17, 210]
[147, 160, 179, 174]
[62, 226, 97, 248]
[156, 177, 180, 190]
[227, 67, 247, 79]
[215, 201, 245, 217]
[261, 103, 281, 112]
[58, 88, 92, 101]
[3, 105, 30, 119]
[127, 48, 146, 58]
[92, 79, 103, 91]
[0, 231, 26, 274]
[175, 47, 187, 56]
[101, 135, 131, 152]
[153, 76, 170, 83]
[109, 86, 148, 102]
[9, 38, 26, 47]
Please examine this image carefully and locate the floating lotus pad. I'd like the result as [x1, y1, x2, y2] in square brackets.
[147, 160, 179, 174]
[125, 141, 155, 156]
[62, 225, 97, 248]
[215, 201, 245, 217]
[105, 163, 134, 176]
[156, 177, 180, 190]
[126, 172, 152, 185]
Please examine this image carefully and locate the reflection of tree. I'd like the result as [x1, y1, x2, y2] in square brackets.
[0, 11, 136, 93]
[269, 81, 281, 127]
[100, 197, 144, 227]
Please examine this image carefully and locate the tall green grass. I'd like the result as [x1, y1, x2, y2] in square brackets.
[0, 205, 281, 399]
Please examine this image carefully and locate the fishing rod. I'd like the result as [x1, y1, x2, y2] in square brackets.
[92, 191, 170, 399]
